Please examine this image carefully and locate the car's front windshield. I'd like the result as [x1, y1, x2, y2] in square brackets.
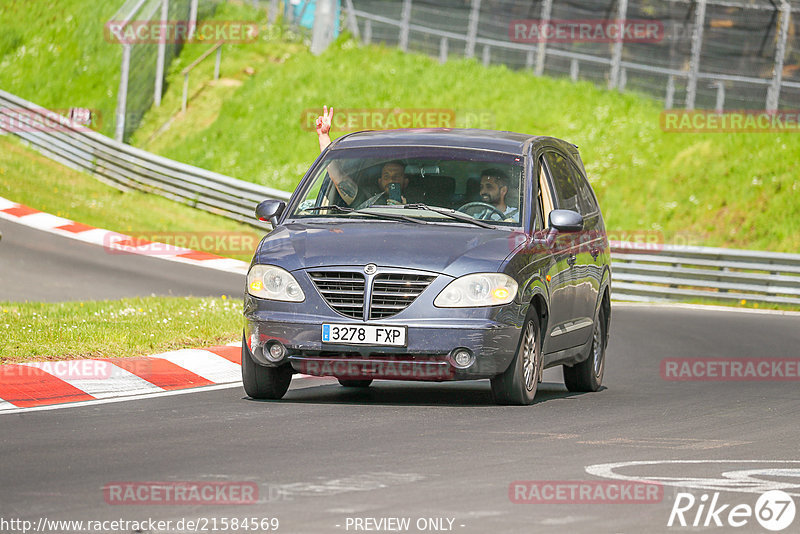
[290, 146, 525, 227]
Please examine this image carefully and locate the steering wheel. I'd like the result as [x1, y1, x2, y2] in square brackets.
[457, 202, 507, 221]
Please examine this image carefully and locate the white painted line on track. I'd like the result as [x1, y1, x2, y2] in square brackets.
[0, 376, 320, 415]
[0, 382, 245, 415]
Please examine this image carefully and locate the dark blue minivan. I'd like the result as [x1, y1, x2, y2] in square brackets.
[243, 129, 611, 405]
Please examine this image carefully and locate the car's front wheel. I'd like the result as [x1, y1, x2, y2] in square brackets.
[563, 304, 607, 392]
[241, 336, 292, 400]
[490, 309, 541, 405]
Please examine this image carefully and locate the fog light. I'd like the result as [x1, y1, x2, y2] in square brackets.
[449, 348, 475, 369]
[266, 342, 287, 362]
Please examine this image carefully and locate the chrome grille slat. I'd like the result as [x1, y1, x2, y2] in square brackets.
[309, 270, 436, 320]
[370, 273, 436, 320]
[308, 271, 365, 319]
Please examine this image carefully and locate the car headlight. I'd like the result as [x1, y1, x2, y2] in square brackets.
[434, 273, 518, 307]
[247, 265, 305, 302]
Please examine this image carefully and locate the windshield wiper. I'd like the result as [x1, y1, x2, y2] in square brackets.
[400, 203, 494, 229]
[303, 205, 353, 213]
[303, 205, 426, 224]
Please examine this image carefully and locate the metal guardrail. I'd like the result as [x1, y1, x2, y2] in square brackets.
[611, 243, 800, 306]
[0, 89, 289, 230]
[2, 89, 798, 306]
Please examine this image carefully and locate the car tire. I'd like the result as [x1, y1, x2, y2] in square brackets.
[241, 335, 292, 400]
[490, 309, 541, 405]
[337, 379, 373, 388]
[563, 304, 607, 392]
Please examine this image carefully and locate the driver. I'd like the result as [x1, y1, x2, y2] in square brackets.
[314, 105, 411, 208]
[477, 168, 519, 221]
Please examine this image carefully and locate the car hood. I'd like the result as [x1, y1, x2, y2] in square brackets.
[254, 221, 519, 277]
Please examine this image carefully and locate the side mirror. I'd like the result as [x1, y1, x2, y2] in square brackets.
[255, 199, 286, 227]
[549, 209, 583, 233]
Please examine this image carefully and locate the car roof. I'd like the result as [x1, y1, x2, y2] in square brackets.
[329, 129, 574, 156]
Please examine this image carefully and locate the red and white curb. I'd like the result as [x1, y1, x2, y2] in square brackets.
[0, 196, 249, 275]
[0, 344, 246, 412]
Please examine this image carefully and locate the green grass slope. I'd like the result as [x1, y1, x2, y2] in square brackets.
[0, 0, 122, 137]
[133, 35, 800, 253]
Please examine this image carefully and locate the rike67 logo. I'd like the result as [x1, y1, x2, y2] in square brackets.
[669, 490, 796, 531]
[586, 460, 799, 532]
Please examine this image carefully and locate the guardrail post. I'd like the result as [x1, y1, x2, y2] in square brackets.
[712, 81, 725, 112]
[685, 0, 707, 110]
[465, 0, 481, 58]
[570, 58, 579, 82]
[608, 0, 628, 90]
[665, 75, 675, 109]
[364, 19, 372, 44]
[535, 0, 553, 76]
[182, 72, 189, 112]
[311, 0, 336, 55]
[269, 0, 279, 24]
[439, 36, 448, 64]
[114, 43, 131, 143]
[399, 0, 412, 52]
[154, 0, 169, 107]
[525, 48, 534, 69]
[766, 0, 790, 112]
[482, 45, 490, 66]
[214, 44, 222, 80]
[188, 0, 198, 40]
[343, 0, 360, 39]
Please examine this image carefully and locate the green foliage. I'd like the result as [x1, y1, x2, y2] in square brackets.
[0, 296, 242, 363]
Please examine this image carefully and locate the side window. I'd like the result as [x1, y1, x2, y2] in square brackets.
[543, 151, 579, 212]
[570, 163, 599, 216]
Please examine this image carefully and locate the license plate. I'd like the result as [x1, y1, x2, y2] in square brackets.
[321, 324, 407, 346]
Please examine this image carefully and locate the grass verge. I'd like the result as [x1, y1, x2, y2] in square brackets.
[0, 296, 242, 363]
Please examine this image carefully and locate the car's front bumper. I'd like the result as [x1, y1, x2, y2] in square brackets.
[243, 295, 526, 381]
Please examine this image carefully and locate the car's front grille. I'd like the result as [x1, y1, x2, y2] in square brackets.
[370, 273, 436, 319]
[308, 270, 436, 320]
[308, 271, 365, 319]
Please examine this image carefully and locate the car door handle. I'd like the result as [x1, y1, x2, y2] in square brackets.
[567, 254, 577, 267]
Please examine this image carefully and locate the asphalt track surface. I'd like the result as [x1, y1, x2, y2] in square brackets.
[2, 220, 800, 533]
[0, 221, 244, 301]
